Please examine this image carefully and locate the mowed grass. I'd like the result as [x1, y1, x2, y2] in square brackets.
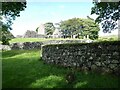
[98, 35, 119, 41]
[9, 35, 118, 44]
[9, 38, 81, 44]
[0, 34, 118, 44]
[2, 50, 119, 88]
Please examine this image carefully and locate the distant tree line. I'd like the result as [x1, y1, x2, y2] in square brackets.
[39, 17, 100, 40]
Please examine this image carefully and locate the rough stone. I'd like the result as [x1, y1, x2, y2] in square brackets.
[42, 41, 120, 75]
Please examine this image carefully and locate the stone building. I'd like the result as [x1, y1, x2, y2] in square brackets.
[37, 23, 45, 35]
[52, 28, 62, 38]
[23, 30, 38, 38]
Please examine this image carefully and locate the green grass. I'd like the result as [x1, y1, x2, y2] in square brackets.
[98, 35, 118, 41]
[2, 50, 119, 88]
[9, 35, 118, 44]
[9, 38, 81, 44]
[9, 38, 46, 43]
[0, 34, 118, 44]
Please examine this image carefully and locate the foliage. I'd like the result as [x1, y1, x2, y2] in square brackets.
[1, 1, 27, 44]
[36, 27, 39, 32]
[2, 50, 118, 88]
[59, 18, 100, 40]
[0, 25, 14, 45]
[1, 1, 27, 28]
[91, 1, 119, 33]
[44, 22, 55, 35]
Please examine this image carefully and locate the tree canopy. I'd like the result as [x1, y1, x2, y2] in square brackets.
[91, 1, 120, 33]
[59, 18, 100, 40]
[44, 22, 55, 35]
[0, 1, 27, 44]
[0, 25, 15, 45]
[1, 1, 27, 29]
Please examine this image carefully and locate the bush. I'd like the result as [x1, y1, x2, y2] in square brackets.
[2, 36, 10, 45]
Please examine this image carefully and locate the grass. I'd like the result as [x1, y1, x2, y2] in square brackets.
[2, 50, 119, 88]
[98, 35, 119, 41]
[9, 38, 81, 44]
[9, 35, 119, 44]
[0, 34, 118, 44]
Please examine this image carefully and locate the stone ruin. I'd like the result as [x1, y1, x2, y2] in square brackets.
[23, 30, 38, 38]
[15, 23, 91, 40]
[52, 28, 62, 38]
[19, 30, 45, 38]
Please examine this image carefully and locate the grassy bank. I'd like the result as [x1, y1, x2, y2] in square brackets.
[2, 50, 119, 88]
[9, 38, 81, 44]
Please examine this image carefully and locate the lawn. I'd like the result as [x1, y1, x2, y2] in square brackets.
[9, 35, 118, 44]
[9, 38, 81, 44]
[0, 34, 118, 44]
[98, 35, 118, 41]
[2, 50, 119, 88]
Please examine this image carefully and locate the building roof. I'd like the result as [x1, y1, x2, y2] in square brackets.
[53, 28, 62, 36]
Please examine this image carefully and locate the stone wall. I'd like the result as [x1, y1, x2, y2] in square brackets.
[10, 42, 43, 50]
[42, 41, 120, 76]
[0, 44, 11, 51]
[43, 40, 93, 45]
[1, 40, 93, 50]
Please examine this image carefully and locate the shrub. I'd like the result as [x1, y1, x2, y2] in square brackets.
[2, 36, 10, 45]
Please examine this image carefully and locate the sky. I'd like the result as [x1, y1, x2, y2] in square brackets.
[10, 0, 118, 37]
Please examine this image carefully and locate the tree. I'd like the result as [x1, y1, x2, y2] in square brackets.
[59, 18, 100, 40]
[44, 22, 55, 35]
[0, 25, 14, 45]
[1, 1, 27, 29]
[91, 1, 119, 33]
[36, 27, 39, 32]
[0, 1, 27, 44]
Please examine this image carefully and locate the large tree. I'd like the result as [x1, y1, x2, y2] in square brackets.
[44, 22, 55, 35]
[91, 1, 119, 33]
[0, 1, 27, 44]
[0, 25, 14, 45]
[59, 18, 100, 40]
[1, 1, 27, 29]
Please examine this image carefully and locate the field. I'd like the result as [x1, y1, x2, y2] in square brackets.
[1, 35, 119, 88]
[0, 35, 118, 44]
[9, 38, 81, 43]
[97, 35, 118, 41]
[2, 50, 119, 88]
[9, 35, 118, 43]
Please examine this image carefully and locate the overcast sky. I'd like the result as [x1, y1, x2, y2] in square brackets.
[10, 0, 118, 37]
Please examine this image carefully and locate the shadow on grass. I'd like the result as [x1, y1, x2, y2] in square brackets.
[2, 50, 119, 88]
[2, 50, 67, 88]
[2, 50, 27, 58]
[2, 50, 39, 58]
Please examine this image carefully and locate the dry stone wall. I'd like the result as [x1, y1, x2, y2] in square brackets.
[2, 40, 93, 50]
[10, 42, 43, 50]
[42, 41, 120, 76]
